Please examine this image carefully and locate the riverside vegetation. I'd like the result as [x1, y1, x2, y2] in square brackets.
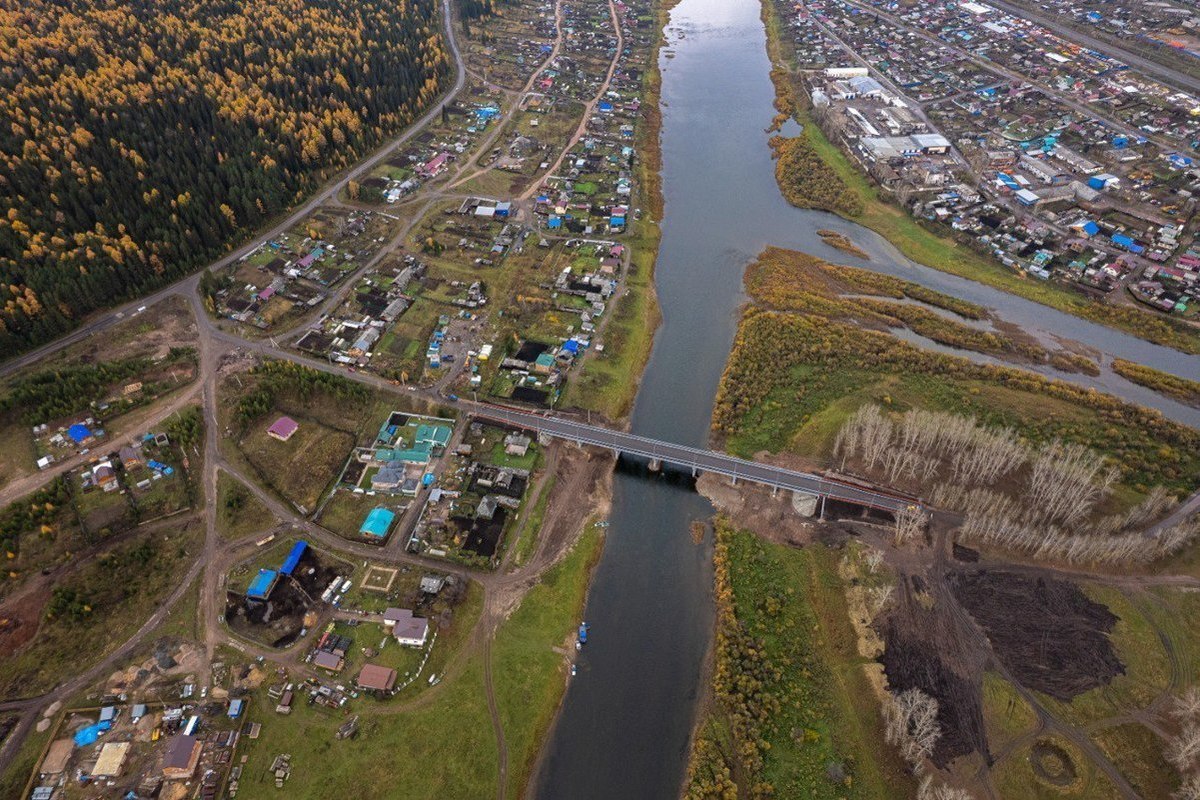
[683, 520, 912, 800]
[714, 248, 1200, 507]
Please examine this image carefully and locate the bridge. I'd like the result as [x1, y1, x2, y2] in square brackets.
[471, 405, 918, 514]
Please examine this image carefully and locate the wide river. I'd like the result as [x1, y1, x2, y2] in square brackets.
[533, 0, 1200, 795]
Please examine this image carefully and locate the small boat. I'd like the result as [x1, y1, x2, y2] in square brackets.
[570, 665, 577, 677]
[575, 641, 582, 651]
[578, 623, 588, 645]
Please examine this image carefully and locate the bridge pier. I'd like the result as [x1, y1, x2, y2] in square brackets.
[648, 458, 662, 472]
[791, 491, 819, 518]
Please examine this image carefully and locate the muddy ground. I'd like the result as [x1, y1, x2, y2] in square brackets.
[225, 550, 344, 648]
[947, 569, 1124, 701]
[880, 586, 990, 767]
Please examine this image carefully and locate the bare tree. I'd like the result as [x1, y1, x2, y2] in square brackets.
[893, 505, 926, 547]
[1167, 722, 1200, 773]
[1174, 687, 1200, 722]
[867, 584, 895, 618]
[884, 687, 941, 773]
[1024, 440, 1118, 527]
[863, 548, 884, 574]
[918, 776, 975, 800]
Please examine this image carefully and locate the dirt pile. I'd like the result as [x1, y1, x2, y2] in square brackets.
[947, 570, 1124, 701]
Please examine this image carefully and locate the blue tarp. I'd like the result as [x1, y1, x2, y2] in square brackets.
[67, 424, 91, 443]
[279, 540, 307, 576]
[73, 721, 111, 747]
[1082, 221, 1100, 236]
[561, 340, 580, 354]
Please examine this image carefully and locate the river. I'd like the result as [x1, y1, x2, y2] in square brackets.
[532, 0, 1200, 795]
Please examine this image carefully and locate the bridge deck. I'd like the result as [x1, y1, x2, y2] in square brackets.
[472, 408, 916, 514]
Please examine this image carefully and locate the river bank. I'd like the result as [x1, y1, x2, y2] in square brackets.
[758, 0, 1200, 356]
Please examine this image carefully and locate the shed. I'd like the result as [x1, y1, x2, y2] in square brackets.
[267, 416, 299, 442]
[312, 651, 344, 672]
[246, 569, 278, 600]
[93, 741, 131, 777]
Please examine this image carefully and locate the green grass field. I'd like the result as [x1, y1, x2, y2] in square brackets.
[1092, 723, 1178, 799]
[239, 417, 355, 514]
[1035, 585, 1172, 728]
[216, 470, 277, 541]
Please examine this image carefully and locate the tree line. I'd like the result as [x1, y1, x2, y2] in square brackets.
[0, 0, 450, 354]
[233, 360, 370, 428]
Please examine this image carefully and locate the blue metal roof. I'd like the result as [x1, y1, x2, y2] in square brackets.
[279, 541, 307, 576]
[360, 507, 396, 537]
[247, 569, 278, 600]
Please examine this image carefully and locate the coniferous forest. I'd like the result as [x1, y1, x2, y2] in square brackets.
[0, 0, 450, 352]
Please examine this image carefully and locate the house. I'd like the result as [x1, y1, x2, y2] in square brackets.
[92, 462, 118, 488]
[313, 650, 344, 672]
[382, 607, 429, 647]
[357, 664, 398, 693]
[532, 352, 555, 375]
[371, 464, 407, 491]
[267, 416, 299, 442]
[119, 445, 142, 469]
[504, 433, 531, 457]
[161, 734, 202, 780]
[414, 423, 452, 452]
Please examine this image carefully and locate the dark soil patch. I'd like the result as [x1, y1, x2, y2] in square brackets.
[513, 341, 550, 361]
[879, 611, 989, 767]
[225, 550, 346, 648]
[451, 507, 508, 557]
[511, 386, 549, 405]
[948, 570, 1124, 701]
[952, 543, 979, 562]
